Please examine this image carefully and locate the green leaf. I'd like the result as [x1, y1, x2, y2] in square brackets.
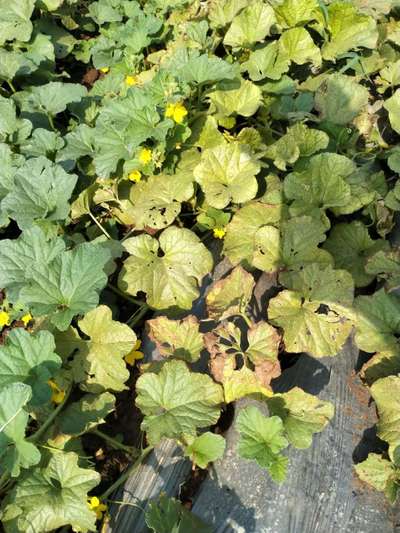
[119, 227, 213, 311]
[223, 201, 283, 268]
[145, 494, 212, 533]
[241, 41, 289, 81]
[14, 81, 87, 116]
[208, 0, 248, 28]
[136, 360, 223, 445]
[1, 157, 77, 230]
[0, 328, 61, 406]
[20, 129, 64, 158]
[0, 226, 65, 302]
[127, 172, 194, 230]
[169, 50, 237, 85]
[354, 289, 400, 353]
[265, 123, 329, 171]
[274, 0, 321, 28]
[206, 266, 255, 320]
[69, 305, 135, 392]
[268, 288, 353, 357]
[236, 405, 288, 483]
[279, 28, 321, 66]
[366, 248, 400, 290]
[60, 392, 116, 435]
[0, 383, 40, 477]
[2, 451, 100, 533]
[209, 78, 262, 117]
[146, 315, 204, 363]
[267, 387, 334, 448]
[355, 453, 399, 504]
[315, 74, 370, 125]
[371, 376, 400, 460]
[0, 0, 35, 45]
[0, 49, 33, 81]
[284, 153, 356, 217]
[183, 432, 226, 468]
[223, 0, 276, 48]
[20, 242, 110, 331]
[384, 89, 400, 135]
[194, 143, 260, 209]
[324, 221, 390, 287]
[321, 2, 378, 60]
[56, 124, 96, 163]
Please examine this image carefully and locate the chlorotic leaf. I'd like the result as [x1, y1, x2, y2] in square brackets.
[268, 289, 353, 357]
[71, 305, 135, 392]
[321, 2, 378, 61]
[209, 79, 262, 118]
[267, 387, 334, 448]
[193, 143, 260, 209]
[354, 289, 400, 353]
[279, 28, 321, 66]
[119, 227, 213, 311]
[223, 1, 276, 48]
[136, 360, 223, 445]
[371, 376, 400, 459]
[355, 453, 399, 504]
[183, 432, 226, 469]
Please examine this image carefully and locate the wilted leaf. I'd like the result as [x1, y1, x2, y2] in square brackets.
[147, 315, 204, 363]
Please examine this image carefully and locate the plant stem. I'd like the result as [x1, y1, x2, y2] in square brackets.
[89, 211, 112, 240]
[47, 113, 56, 131]
[240, 312, 252, 328]
[127, 304, 149, 327]
[28, 387, 71, 443]
[91, 429, 138, 456]
[0, 471, 10, 492]
[107, 283, 145, 307]
[100, 446, 153, 500]
[6, 79, 15, 93]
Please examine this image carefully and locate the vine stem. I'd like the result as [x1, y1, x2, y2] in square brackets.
[107, 283, 145, 307]
[6, 79, 16, 93]
[0, 471, 10, 492]
[127, 304, 149, 327]
[28, 387, 71, 443]
[89, 211, 112, 240]
[90, 429, 138, 456]
[239, 312, 252, 328]
[101, 446, 153, 500]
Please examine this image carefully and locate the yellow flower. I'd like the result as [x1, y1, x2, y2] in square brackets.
[87, 496, 108, 520]
[21, 313, 32, 326]
[125, 339, 144, 366]
[48, 379, 65, 404]
[165, 102, 188, 124]
[99, 67, 109, 74]
[138, 147, 152, 165]
[125, 74, 137, 86]
[0, 310, 10, 328]
[213, 227, 226, 239]
[128, 170, 142, 183]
